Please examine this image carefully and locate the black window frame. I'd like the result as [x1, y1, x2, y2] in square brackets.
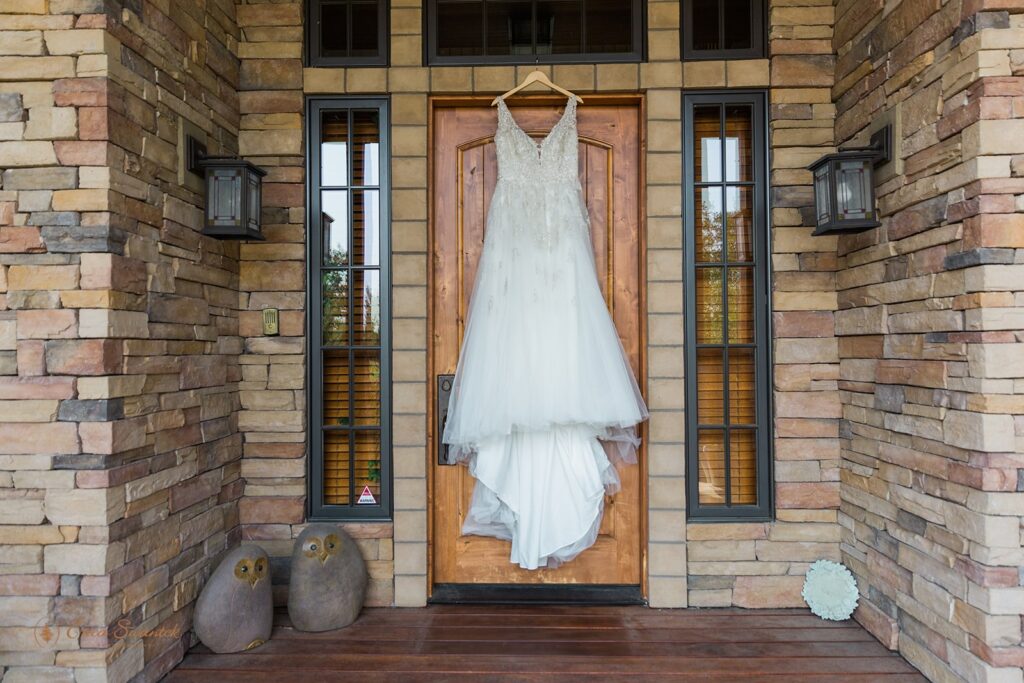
[307, 97, 393, 521]
[682, 0, 766, 61]
[425, 0, 646, 66]
[683, 90, 773, 521]
[307, 0, 390, 67]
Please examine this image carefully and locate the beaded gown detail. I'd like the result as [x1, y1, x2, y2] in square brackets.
[441, 98, 649, 570]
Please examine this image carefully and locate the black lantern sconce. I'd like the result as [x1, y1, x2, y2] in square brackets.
[186, 135, 267, 241]
[808, 125, 893, 236]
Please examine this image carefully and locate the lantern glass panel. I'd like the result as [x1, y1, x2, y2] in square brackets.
[813, 164, 831, 226]
[836, 158, 873, 221]
[209, 169, 241, 226]
[247, 171, 261, 232]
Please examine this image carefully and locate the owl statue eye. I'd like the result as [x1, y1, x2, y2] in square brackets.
[233, 559, 253, 580]
[254, 559, 267, 577]
[325, 534, 340, 555]
[302, 537, 323, 559]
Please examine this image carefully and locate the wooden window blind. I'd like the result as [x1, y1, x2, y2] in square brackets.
[309, 98, 391, 520]
[307, 0, 389, 66]
[684, 92, 771, 520]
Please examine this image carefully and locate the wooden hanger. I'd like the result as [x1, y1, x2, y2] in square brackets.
[491, 70, 584, 106]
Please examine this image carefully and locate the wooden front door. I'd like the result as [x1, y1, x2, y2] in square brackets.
[430, 97, 644, 589]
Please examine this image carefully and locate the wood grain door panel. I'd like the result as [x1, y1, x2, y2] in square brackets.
[430, 98, 644, 587]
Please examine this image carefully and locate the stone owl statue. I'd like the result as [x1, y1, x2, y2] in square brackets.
[288, 524, 368, 631]
[194, 545, 273, 653]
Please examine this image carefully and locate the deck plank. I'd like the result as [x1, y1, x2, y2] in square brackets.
[165, 606, 926, 682]
[189, 638, 896, 658]
[320, 609, 856, 629]
[257, 625, 876, 643]
[167, 673, 926, 683]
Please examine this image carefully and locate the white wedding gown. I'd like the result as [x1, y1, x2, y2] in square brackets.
[442, 97, 649, 570]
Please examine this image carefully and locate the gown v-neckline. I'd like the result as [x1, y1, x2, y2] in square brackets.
[497, 97, 576, 153]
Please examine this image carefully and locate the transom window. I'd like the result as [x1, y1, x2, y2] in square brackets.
[427, 0, 645, 64]
[683, 92, 771, 520]
[307, 0, 389, 66]
[683, 0, 765, 60]
[309, 98, 391, 519]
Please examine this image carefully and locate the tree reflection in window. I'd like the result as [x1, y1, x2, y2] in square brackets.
[322, 269, 349, 346]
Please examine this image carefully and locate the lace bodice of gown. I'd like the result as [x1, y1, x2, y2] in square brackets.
[492, 98, 586, 248]
[496, 97, 579, 185]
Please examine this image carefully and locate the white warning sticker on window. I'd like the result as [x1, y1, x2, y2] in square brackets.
[357, 485, 377, 505]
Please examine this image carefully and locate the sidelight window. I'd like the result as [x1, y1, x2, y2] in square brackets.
[683, 92, 771, 520]
[682, 0, 765, 60]
[426, 0, 645, 64]
[309, 98, 391, 519]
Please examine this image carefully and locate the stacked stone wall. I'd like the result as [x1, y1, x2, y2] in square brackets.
[833, 1, 1024, 680]
[0, 1, 243, 681]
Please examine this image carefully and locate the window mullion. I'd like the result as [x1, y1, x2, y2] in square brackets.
[347, 108, 355, 346]
[349, 349, 356, 504]
[718, 105, 732, 508]
[345, 109, 355, 506]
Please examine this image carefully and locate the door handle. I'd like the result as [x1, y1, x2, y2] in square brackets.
[437, 374, 455, 465]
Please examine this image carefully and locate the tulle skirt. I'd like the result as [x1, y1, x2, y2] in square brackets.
[442, 178, 648, 569]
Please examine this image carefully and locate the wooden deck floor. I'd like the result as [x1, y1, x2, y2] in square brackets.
[165, 606, 925, 682]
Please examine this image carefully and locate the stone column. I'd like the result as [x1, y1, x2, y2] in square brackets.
[834, 2, 1024, 681]
[0, 2, 243, 680]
